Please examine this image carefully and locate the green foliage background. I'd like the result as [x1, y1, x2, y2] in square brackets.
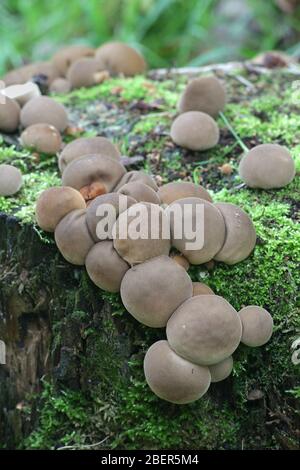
[1, 0, 300, 75]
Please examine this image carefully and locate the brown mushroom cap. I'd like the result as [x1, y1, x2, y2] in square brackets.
[52, 45, 95, 77]
[166, 197, 226, 265]
[179, 76, 226, 117]
[0, 97, 20, 133]
[59, 136, 121, 173]
[113, 202, 171, 265]
[50, 78, 72, 94]
[144, 340, 211, 404]
[95, 42, 146, 76]
[158, 181, 212, 205]
[214, 202, 257, 265]
[238, 144, 296, 189]
[3, 62, 59, 86]
[114, 170, 158, 192]
[21, 123, 62, 155]
[1, 82, 41, 107]
[120, 255, 193, 327]
[166, 295, 242, 365]
[209, 356, 233, 383]
[67, 57, 106, 89]
[20, 96, 68, 132]
[85, 240, 129, 293]
[238, 306, 273, 347]
[0, 164, 23, 196]
[86, 193, 136, 242]
[170, 253, 190, 271]
[192, 282, 214, 296]
[62, 154, 126, 195]
[170, 111, 219, 151]
[54, 209, 94, 265]
[35, 186, 86, 232]
[118, 182, 160, 204]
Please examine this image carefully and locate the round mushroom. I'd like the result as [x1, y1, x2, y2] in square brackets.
[85, 241, 129, 293]
[166, 295, 242, 365]
[166, 197, 226, 265]
[50, 78, 72, 94]
[20, 96, 68, 132]
[118, 182, 160, 204]
[144, 340, 211, 404]
[3, 62, 59, 87]
[67, 57, 107, 89]
[170, 111, 219, 151]
[238, 306, 273, 347]
[158, 181, 212, 205]
[20, 123, 62, 155]
[58, 136, 121, 173]
[52, 45, 95, 77]
[0, 97, 20, 133]
[0, 164, 23, 196]
[238, 144, 296, 189]
[113, 202, 171, 265]
[120, 255, 193, 327]
[114, 170, 158, 192]
[214, 202, 257, 265]
[95, 42, 146, 76]
[54, 209, 94, 265]
[35, 186, 86, 232]
[192, 282, 214, 296]
[178, 76, 226, 117]
[209, 356, 233, 383]
[1, 82, 41, 107]
[86, 193, 136, 242]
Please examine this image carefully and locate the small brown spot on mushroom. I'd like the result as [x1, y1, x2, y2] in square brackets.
[79, 181, 107, 202]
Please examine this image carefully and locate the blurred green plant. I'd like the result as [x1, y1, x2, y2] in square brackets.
[1, 0, 300, 75]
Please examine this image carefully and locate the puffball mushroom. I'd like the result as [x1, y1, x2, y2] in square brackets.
[50, 78, 72, 94]
[62, 154, 126, 200]
[238, 306, 273, 347]
[86, 193, 136, 242]
[120, 255, 193, 328]
[35, 186, 86, 232]
[214, 202, 256, 265]
[192, 282, 214, 296]
[0, 164, 23, 196]
[20, 123, 62, 155]
[118, 182, 160, 204]
[166, 197, 226, 265]
[114, 170, 158, 192]
[209, 356, 233, 383]
[1, 82, 41, 107]
[158, 181, 212, 205]
[85, 241, 129, 293]
[179, 76, 226, 118]
[144, 340, 211, 404]
[238, 144, 296, 189]
[171, 111, 219, 151]
[113, 202, 171, 265]
[52, 45, 95, 77]
[67, 57, 107, 89]
[20, 96, 68, 132]
[95, 42, 146, 76]
[0, 97, 20, 133]
[58, 136, 121, 173]
[54, 209, 94, 265]
[3, 62, 59, 87]
[167, 295, 242, 366]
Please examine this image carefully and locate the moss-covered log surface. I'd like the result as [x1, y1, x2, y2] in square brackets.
[0, 63, 299, 450]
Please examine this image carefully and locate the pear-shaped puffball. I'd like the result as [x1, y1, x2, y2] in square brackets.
[0, 97, 20, 133]
[209, 356, 233, 383]
[171, 111, 219, 151]
[238, 306, 273, 347]
[0, 164, 23, 196]
[95, 42, 146, 76]
[179, 76, 226, 117]
[21, 96, 68, 132]
[21, 123, 62, 154]
[67, 58, 107, 89]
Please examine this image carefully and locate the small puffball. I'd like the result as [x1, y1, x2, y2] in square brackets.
[144, 340, 211, 404]
[0, 82, 41, 107]
[50, 78, 72, 94]
[52, 45, 95, 77]
[120, 255, 193, 327]
[118, 182, 160, 204]
[85, 241, 129, 293]
[158, 181, 212, 205]
[21, 123, 62, 154]
[214, 202, 257, 265]
[179, 76, 226, 117]
[21, 96, 68, 132]
[192, 282, 214, 296]
[209, 356, 233, 383]
[238, 306, 273, 347]
[0, 164, 23, 196]
[238, 144, 296, 189]
[0, 97, 20, 133]
[113, 202, 171, 265]
[171, 111, 219, 151]
[95, 42, 146, 76]
[67, 57, 106, 89]
[35, 186, 86, 232]
[55, 209, 94, 265]
[114, 170, 158, 192]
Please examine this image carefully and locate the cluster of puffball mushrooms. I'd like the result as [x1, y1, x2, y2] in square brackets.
[0, 42, 296, 404]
